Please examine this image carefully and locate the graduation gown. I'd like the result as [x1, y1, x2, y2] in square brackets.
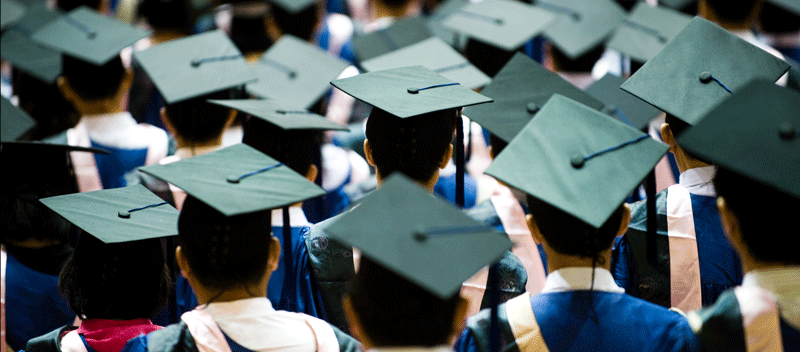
[611, 177, 743, 311]
[25, 319, 161, 352]
[455, 268, 699, 352]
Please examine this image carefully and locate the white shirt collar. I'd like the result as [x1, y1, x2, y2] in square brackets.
[270, 207, 309, 227]
[369, 346, 453, 352]
[204, 297, 275, 321]
[541, 267, 625, 294]
[80, 111, 136, 134]
[173, 145, 223, 160]
[742, 267, 800, 330]
[679, 166, 717, 197]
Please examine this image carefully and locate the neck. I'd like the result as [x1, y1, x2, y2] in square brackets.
[373, 1, 413, 18]
[76, 96, 126, 117]
[674, 146, 711, 174]
[195, 281, 268, 305]
[175, 136, 224, 154]
[151, 30, 186, 45]
[375, 169, 439, 193]
[698, 2, 752, 31]
[544, 245, 613, 274]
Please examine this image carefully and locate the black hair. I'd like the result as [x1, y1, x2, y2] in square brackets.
[59, 234, 171, 319]
[242, 117, 322, 176]
[550, 45, 605, 73]
[347, 257, 460, 346]
[704, 0, 758, 23]
[58, 0, 102, 12]
[270, 3, 320, 42]
[527, 195, 624, 262]
[463, 39, 516, 78]
[1, 195, 72, 244]
[61, 55, 126, 101]
[12, 69, 81, 140]
[365, 108, 457, 183]
[380, 0, 413, 10]
[230, 15, 270, 55]
[177, 196, 273, 291]
[759, 2, 800, 33]
[713, 168, 800, 265]
[137, 0, 193, 34]
[488, 133, 507, 159]
[162, 89, 236, 145]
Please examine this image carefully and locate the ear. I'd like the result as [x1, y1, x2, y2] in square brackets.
[488, 145, 494, 160]
[716, 197, 744, 256]
[175, 246, 190, 279]
[267, 236, 281, 272]
[363, 139, 375, 167]
[305, 164, 319, 183]
[449, 296, 469, 343]
[57, 76, 76, 102]
[616, 203, 632, 238]
[440, 143, 454, 169]
[160, 107, 176, 136]
[526, 214, 545, 246]
[660, 122, 677, 152]
[342, 296, 373, 349]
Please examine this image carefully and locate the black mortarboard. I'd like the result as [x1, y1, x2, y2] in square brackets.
[246, 35, 349, 109]
[621, 17, 790, 125]
[361, 37, 491, 90]
[584, 73, 662, 131]
[330, 65, 492, 118]
[536, 0, 626, 59]
[324, 173, 512, 299]
[678, 80, 800, 198]
[353, 16, 433, 62]
[1, 0, 25, 30]
[1, 97, 36, 142]
[208, 99, 348, 131]
[39, 185, 179, 243]
[0, 3, 62, 84]
[31, 6, 150, 65]
[139, 144, 325, 216]
[134, 29, 255, 104]
[606, 2, 692, 63]
[441, 0, 555, 51]
[268, 0, 317, 14]
[465, 52, 604, 143]
[486, 94, 668, 228]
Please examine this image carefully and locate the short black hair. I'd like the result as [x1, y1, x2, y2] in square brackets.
[704, 0, 757, 23]
[365, 108, 457, 183]
[242, 117, 322, 176]
[12, 69, 80, 140]
[61, 55, 126, 101]
[759, 2, 800, 33]
[488, 133, 508, 159]
[347, 257, 460, 346]
[137, 0, 193, 34]
[463, 39, 516, 78]
[270, 3, 320, 42]
[664, 113, 690, 138]
[550, 44, 605, 73]
[527, 194, 624, 261]
[178, 196, 273, 290]
[58, 0, 102, 12]
[713, 168, 800, 265]
[163, 89, 236, 144]
[59, 234, 171, 319]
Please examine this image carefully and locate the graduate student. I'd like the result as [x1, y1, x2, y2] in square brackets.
[127, 144, 360, 352]
[26, 185, 177, 352]
[323, 174, 512, 352]
[615, 17, 790, 311]
[455, 95, 698, 352]
[30, 7, 168, 191]
[677, 80, 800, 352]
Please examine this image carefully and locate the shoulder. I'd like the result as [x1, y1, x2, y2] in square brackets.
[466, 200, 501, 229]
[133, 321, 199, 352]
[305, 216, 355, 282]
[330, 325, 362, 352]
[25, 326, 76, 352]
[688, 289, 746, 352]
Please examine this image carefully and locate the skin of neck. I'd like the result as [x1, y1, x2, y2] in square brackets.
[660, 123, 712, 174]
[372, 0, 416, 19]
[57, 70, 132, 117]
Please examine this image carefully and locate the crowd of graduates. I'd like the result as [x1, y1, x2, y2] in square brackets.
[1, 0, 798, 351]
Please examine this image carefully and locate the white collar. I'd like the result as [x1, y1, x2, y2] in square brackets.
[369, 346, 453, 352]
[204, 297, 275, 321]
[173, 145, 223, 160]
[80, 111, 136, 132]
[270, 207, 309, 227]
[679, 166, 717, 197]
[541, 267, 625, 294]
[742, 267, 800, 331]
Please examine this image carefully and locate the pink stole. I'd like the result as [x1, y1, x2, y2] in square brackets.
[734, 286, 784, 352]
[665, 185, 702, 312]
[67, 123, 103, 193]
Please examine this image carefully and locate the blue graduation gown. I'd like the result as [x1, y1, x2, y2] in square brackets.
[455, 291, 699, 352]
[90, 141, 149, 189]
[611, 187, 743, 308]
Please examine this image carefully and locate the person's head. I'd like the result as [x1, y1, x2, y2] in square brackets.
[661, 114, 712, 169]
[58, 0, 103, 12]
[714, 168, 800, 266]
[137, 0, 193, 35]
[161, 90, 237, 146]
[176, 196, 280, 300]
[58, 55, 132, 113]
[699, 0, 758, 27]
[758, 2, 800, 34]
[526, 195, 629, 267]
[488, 133, 508, 160]
[364, 108, 456, 186]
[266, 2, 322, 42]
[58, 234, 170, 319]
[242, 117, 321, 181]
[12, 69, 80, 140]
[549, 44, 605, 73]
[463, 38, 516, 78]
[343, 257, 467, 348]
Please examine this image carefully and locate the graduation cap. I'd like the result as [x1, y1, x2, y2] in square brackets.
[1, 97, 36, 142]
[606, 2, 693, 64]
[765, 0, 800, 15]
[658, 0, 697, 13]
[425, 0, 469, 47]
[621, 17, 790, 125]
[0, 3, 62, 84]
[39, 185, 179, 243]
[245, 35, 349, 109]
[267, 0, 317, 14]
[440, 0, 555, 51]
[465, 52, 604, 143]
[584, 73, 662, 131]
[1, 0, 26, 30]
[360, 37, 491, 90]
[353, 16, 433, 62]
[324, 173, 512, 299]
[207, 99, 349, 131]
[134, 29, 255, 105]
[30, 6, 150, 65]
[139, 143, 325, 216]
[535, 0, 626, 59]
[678, 80, 800, 198]
[486, 94, 668, 228]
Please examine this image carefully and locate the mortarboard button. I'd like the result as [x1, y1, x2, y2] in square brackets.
[408, 87, 419, 94]
[526, 102, 540, 114]
[699, 72, 712, 84]
[226, 175, 240, 184]
[118, 211, 131, 218]
[570, 154, 585, 168]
